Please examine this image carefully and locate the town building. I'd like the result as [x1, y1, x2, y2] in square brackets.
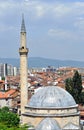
[0, 89, 19, 109]
[0, 63, 19, 77]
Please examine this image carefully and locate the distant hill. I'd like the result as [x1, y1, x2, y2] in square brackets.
[0, 57, 84, 68]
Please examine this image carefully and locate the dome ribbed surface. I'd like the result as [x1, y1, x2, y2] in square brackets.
[28, 86, 76, 108]
[36, 118, 61, 130]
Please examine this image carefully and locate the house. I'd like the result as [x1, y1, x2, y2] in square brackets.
[0, 89, 19, 110]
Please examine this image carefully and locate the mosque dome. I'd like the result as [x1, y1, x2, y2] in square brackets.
[28, 86, 76, 108]
[36, 118, 61, 130]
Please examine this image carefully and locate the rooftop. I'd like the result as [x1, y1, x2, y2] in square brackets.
[28, 86, 76, 108]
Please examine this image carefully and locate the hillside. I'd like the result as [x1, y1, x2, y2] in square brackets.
[0, 57, 84, 68]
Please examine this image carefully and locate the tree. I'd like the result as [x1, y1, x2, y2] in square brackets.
[0, 107, 29, 129]
[1, 106, 9, 112]
[0, 107, 20, 127]
[0, 123, 28, 130]
[2, 77, 5, 80]
[65, 78, 73, 95]
[65, 71, 83, 104]
[73, 71, 82, 93]
[72, 71, 82, 103]
[80, 92, 84, 105]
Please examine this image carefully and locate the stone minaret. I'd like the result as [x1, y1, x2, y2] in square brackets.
[19, 15, 28, 115]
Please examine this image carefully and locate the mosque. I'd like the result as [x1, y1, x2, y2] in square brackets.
[19, 16, 80, 130]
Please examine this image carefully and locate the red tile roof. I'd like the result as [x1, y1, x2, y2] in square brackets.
[0, 89, 17, 99]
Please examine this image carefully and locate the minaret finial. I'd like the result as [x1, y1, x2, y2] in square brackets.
[21, 14, 26, 33]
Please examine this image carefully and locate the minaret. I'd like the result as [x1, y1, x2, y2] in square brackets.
[19, 15, 28, 115]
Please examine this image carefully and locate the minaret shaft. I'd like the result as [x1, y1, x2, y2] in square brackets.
[19, 15, 28, 114]
[20, 32, 27, 48]
[20, 54, 28, 114]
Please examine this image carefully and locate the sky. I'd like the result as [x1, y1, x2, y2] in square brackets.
[0, 0, 84, 61]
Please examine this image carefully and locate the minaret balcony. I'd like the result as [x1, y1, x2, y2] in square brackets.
[19, 47, 28, 55]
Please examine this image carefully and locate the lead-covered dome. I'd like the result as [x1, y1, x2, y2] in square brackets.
[36, 118, 61, 130]
[28, 86, 76, 108]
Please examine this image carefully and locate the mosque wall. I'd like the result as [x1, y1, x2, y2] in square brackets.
[22, 113, 80, 128]
[54, 115, 80, 128]
[25, 106, 78, 116]
[22, 115, 43, 126]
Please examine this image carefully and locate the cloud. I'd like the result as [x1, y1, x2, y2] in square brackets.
[22, 0, 84, 34]
[48, 29, 73, 39]
[74, 17, 84, 30]
[0, 0, 84, 33]
[0, 24, 15, 32]
[23, 0, 50, 19]
[48, 28, 84, 42]
[0, 0, 84, 60]
[0, 1, 84, 21]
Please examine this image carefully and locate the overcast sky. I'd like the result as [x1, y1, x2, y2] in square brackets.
[0, 0, 84, 61]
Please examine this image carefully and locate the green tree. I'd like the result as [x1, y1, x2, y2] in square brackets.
[2, 77, 5, 80]
[72, 71, 82, 103]
[79, 92, 84, 105]
[65, 78, 73, 95]
[0, 107, 29, 130]
[73, 71, 82, 93]
[0, 107, 20, 127]
[1, 106, 9, 112]
[65, 71, 83, 104]
[0, 123, 28, 130]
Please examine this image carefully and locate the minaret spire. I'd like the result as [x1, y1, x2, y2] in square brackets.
[21, 14, 26, 33]
[20, 14, 27, 49]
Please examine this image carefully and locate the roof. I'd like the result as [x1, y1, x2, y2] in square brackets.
[0, 89, 17, 99]
[28, 86, 76, 108]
